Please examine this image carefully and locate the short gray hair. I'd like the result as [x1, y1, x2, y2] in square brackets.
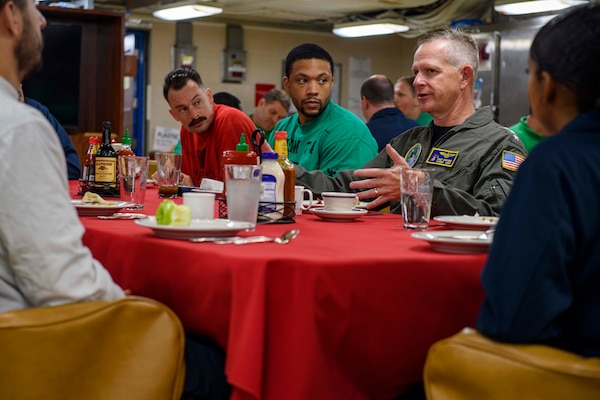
[417, 29, 479, 75]
[263, 88, 291, 112]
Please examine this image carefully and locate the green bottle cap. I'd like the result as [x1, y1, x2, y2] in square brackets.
[236, 133, 249, 151]
[121, 129, 132, 145]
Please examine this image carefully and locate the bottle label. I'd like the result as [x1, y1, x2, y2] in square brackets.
[95, 157, 117, 185]
[260, 174, 277, 210]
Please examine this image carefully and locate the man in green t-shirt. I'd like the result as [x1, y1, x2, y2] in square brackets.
[268, 43, 378, 177]
[509, 113, 549, 152]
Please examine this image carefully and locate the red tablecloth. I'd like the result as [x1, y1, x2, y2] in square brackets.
[71, 181, 486, 400]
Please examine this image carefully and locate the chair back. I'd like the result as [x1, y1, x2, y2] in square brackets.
[424, 328, 600, 400]
[0, 297, 185, 400]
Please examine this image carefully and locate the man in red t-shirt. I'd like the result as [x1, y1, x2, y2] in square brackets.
[163, 68, 267, 186]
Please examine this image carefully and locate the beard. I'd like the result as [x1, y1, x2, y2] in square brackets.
[15, 12, 44, 80]
[298, 97, 326, 119]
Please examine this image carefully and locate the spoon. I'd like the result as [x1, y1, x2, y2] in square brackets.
[98, 213, 147, 220]
[214, 229, 300, 245]
[189, 236, 243, 243]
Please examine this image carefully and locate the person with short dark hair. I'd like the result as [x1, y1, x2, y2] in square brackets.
[213, 91, 242, 110]
[477, 3, 600, 357]
[360, 74, 419, 151]
[268, 43, 378, 177]
[163, 68, 263, 186]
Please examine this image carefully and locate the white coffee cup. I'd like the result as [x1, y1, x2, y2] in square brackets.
[321, 192, 358, 211]
[294, 185, 314, 215]
[183, 192, 215, 220]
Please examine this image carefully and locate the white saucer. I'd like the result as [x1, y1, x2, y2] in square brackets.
[411, 230, 492, 254]
[303, 200, 368, 213]
[311, 208, 368, 222]
[72, 200, 134, 216]
[433, 215, 498, 230]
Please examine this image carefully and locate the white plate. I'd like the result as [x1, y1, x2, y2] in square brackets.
[311, 208, 368, 222]
[72, 200, 134, 216]
[135, 217, 254, 240]
[411, 230, 492, 254]
[433, 215, 499, 230]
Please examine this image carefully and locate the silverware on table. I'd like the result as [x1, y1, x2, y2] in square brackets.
[98, 213, 148, 220]
[214, 229, 300, 245]
[190, 229, 300, 245]
[189, 236, 243, 243]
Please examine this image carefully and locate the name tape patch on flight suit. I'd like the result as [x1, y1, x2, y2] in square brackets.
[404, 143, 422, 167]
[425, 148, 458, 167]
[502, 150, 525, 171]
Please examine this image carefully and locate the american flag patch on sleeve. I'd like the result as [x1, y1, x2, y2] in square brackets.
[502, 151, 525, 171]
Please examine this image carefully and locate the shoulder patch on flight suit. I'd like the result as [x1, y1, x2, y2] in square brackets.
[404, 143, 422, 167]
[502, 150, 525, 171]
[425, 148, 458, 168]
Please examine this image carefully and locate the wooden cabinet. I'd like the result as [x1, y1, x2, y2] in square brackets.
[26, 6, 125, 169]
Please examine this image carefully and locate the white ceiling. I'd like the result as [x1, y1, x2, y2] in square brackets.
[102, 0, 497, 35]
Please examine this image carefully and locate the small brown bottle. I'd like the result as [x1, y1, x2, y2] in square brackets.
[82, 136, 100, 188]
[273, 131, 296, 217]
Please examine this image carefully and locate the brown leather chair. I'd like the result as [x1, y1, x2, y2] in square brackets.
[0, 297, 186, 400]
[424, 328, 600, 400]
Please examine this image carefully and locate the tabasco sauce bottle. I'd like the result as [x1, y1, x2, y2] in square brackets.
[273, 131, 295, 218]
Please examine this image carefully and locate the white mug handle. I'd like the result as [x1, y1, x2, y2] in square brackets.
[301, 189, 314, 210]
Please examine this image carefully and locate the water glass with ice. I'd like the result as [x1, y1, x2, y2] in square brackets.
[225, 164, 262, 228]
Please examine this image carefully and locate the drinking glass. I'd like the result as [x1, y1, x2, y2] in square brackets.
[400, 168, 436, 230]
[118, 156, 149, 209]
[155, 152, 182, 198]
[224, 164, 262, 228]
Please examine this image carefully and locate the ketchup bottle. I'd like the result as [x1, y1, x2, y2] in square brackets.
[222, 134, 258, 169]
[221, 133, 259, 196]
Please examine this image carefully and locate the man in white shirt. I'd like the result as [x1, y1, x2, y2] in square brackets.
[0, 0, 124, 313]
[0, 4, 231, 399]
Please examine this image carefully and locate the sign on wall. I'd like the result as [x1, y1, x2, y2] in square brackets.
[153, 126, 180, 152]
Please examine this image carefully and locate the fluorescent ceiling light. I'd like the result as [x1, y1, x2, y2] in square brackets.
[495, 0, 588, 15]
[333, 19, 410, 38]
[153, 3, 223, 21]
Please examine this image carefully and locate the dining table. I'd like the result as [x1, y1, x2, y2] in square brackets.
[70, 181, 487, 400]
